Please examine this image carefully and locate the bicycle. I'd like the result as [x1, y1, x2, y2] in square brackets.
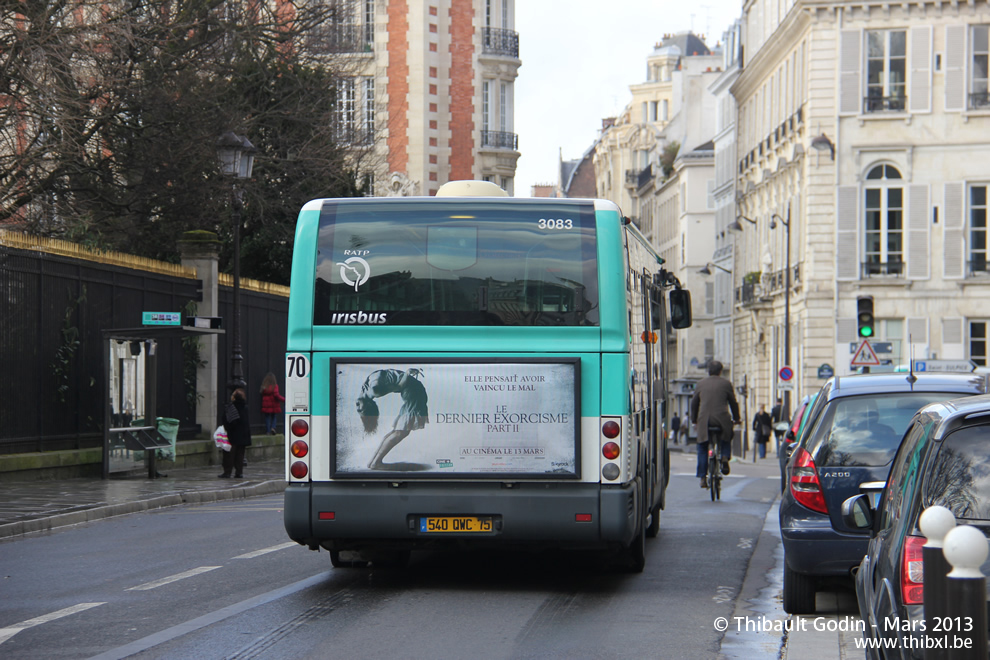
[707, 422, 724, 501]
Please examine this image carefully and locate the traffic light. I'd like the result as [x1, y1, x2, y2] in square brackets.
[857, 297, 875, 338]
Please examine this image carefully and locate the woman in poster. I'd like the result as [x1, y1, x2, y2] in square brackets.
[357, 368, 429, 469]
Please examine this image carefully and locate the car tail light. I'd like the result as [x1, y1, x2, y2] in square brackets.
[789, 447, 828, 514]
[901, 535, 925, 604]
[291, 418, 309, 437]
[290, 440, 309, 458]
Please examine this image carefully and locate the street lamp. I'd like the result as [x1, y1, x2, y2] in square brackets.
[771, 208, 791, 419]
[728, 215, 757, 233]
[699, 262, 731, 276]
[216, 131, 256, 393]
[810, 133, 835, 160]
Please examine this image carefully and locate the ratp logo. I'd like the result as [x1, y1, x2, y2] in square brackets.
[336, 256, 371, 291]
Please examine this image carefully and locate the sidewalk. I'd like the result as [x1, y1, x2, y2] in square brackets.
[0, 458, 286, 540]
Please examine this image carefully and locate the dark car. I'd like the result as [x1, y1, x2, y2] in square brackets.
[778, 372, 989, 614]
[844, 393, 990, 659]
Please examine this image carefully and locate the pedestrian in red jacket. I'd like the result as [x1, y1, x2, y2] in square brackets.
[260, 372, 285, 435]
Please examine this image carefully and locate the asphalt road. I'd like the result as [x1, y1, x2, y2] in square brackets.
[0, 452, 782, 659]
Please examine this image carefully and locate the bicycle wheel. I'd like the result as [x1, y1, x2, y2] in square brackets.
[708, 455, 719, 501]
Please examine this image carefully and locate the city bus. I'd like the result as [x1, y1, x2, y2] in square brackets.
[282, 180, 692, 572]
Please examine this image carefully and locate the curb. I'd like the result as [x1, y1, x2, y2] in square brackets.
[0, 479, 287, 541]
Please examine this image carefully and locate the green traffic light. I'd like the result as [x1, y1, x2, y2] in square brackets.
[859, 326, 874, 338]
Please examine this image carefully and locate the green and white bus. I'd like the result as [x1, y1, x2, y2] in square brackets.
[282, 181, 692, 571]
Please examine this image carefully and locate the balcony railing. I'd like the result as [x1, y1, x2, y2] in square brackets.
[480, 130, 518, 150]
[734, 264, 802, 306]
[482, 27, 519, 57]
[970, 92, 990, 110]
[637, 164, 654, 189]
[864, 95, 906, 113]
[307, 24, 373, 54]
[863, 260, 904, 277]
[969, 260, 990, 276]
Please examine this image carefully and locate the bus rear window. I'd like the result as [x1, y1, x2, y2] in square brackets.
[314, 199, 599, 326]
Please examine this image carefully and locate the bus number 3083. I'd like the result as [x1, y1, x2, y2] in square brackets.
[538, 218, 573, 229]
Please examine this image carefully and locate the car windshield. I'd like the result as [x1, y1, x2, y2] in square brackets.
[928, 422, 990, 520]
[808, 392, 963, 467]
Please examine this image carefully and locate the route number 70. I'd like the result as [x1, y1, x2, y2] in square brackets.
[286, 354, 309, 380]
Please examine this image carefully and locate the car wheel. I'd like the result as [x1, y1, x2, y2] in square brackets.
[782, 562, 817, 614]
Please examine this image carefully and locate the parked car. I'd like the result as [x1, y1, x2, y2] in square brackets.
[778, 393, 820, 492]
[779, 372, 989, 614]
[843, 393, 990, 658]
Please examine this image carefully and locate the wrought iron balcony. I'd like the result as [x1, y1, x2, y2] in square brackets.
[308, 24, 373, 54]
[970, 92, 990, 110]
[637, 164, 654, 189]
[482, 28, 519, 57]
[863, 260, 904, 277]
[480, 130, 518, 150]
[969, 259, 990, 276]
[864, 94, 906, 113]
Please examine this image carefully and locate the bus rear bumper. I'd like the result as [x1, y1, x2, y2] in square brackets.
[284, 480, 640, 551]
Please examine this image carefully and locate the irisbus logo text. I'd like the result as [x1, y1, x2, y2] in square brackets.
[329, 311, 388, 324]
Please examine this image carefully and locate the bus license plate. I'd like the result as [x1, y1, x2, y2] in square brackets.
[419, 516, 493, 533]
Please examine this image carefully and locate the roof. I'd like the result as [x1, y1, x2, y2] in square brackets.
[827, 372, 990, 398]
[653, 32, 710, 58]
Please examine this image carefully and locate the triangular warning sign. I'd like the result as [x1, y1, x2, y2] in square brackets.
[851, 340, 881, 366]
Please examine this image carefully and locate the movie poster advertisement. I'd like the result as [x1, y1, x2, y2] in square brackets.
[333, 361, 579, 477]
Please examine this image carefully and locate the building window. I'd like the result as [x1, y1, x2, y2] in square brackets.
[973, 26, 990, 109]
[971, 321, 988, 366]
[363, 77, 375, 144]
[865, 30, 907, 112]
[334, 77, 356, 143]
[971, 185, 988, 275]
[864, 164, 904, 276]
[364, 0, 374, 48]
[661, 99, 669, 121]
[482, 81, 490, 134]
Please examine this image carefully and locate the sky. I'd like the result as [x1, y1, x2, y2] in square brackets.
[513, 0, 744, 196]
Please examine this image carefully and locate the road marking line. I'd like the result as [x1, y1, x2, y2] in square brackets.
[233, 542, 297, 559]
[0, 602, 105, 646]
[126, 566, 221, 591]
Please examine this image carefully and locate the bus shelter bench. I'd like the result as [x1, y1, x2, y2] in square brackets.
[109, 426, 172, 478]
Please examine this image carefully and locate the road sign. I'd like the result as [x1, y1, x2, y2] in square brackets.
[779, 366, 794, 381]
[913, 359, 975, 373]
[851, 340, 881, 367]
[818, 364, 834, 379]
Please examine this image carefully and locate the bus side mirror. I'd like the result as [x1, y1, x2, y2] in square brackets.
[669, 289, 692, 329]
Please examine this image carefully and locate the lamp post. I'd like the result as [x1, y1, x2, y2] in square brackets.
[699, 262, 732, 276]
[216, 132, 256, 393]
[771, 207, 791, 419]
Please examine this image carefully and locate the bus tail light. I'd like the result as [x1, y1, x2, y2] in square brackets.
[602, 420, 620, 439]
[290, 461, 309, 479]
[288, 415, 310, 481]
[600, 416, 623, 482]
[291, 440, 309, 458]
[602, 442, 620, 460]
[901, 535, 925, 604]
[291, 418, 309, 437]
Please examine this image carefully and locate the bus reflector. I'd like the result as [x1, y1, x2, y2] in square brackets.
[575, 513, 592, 522]
[602, 442, 620, 460]
[602, 420, 620, 439]
[291, 418, 309, 437]
[319, 512, 335, 520]
[291, 440, 309, 458]
[290, 461, 309, 479]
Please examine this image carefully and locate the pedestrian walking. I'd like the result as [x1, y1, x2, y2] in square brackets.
[752, 404, 773, 459]
[260, 372, 285, 435]
[670, 412, 681, 444]
[220, 388, 252, 479]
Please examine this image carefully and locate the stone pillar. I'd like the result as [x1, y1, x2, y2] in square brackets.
[178, 231, 221, 433]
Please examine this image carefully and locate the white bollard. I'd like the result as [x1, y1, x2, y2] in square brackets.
[919, 506, 955, 660]
[942, 525, 988, 660]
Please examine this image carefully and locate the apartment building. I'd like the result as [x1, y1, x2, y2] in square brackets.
[327, 0, 520, 196]
[732, 0, 990, 414]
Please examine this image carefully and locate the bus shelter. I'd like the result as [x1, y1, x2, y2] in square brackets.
[102, 323, 223, 479]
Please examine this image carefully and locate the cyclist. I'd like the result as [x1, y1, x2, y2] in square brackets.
[690, 360, 741, 488]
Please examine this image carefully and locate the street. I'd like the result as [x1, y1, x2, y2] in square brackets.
[1, 452, 801, 659]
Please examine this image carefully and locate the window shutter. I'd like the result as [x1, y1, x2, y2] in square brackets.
[908, 317, 930, 347]
[907, 185, 930, 279]
[839, 30, 862, 115]
[941, 317, 965, 360]
[837, 185, 860, 280]
[837, 318, 857, 345]
[910, 26, 932, 113]
[945, 25, 966, 112]
[944, 182, 965, 279]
